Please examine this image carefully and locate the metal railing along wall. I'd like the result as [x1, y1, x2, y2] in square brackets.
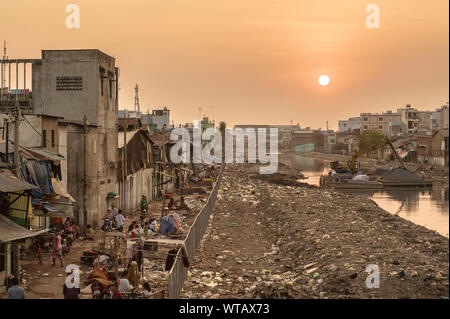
[168, 165, 225, 299]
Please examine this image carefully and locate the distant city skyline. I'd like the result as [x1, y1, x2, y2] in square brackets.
[1, 0, 448, 130]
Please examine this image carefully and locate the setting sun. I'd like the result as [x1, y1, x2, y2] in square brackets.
[319, 75, 330, 86]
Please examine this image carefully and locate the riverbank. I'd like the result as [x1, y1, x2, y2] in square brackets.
[183, 164, 449, 299]
[291, 151, 449, 186]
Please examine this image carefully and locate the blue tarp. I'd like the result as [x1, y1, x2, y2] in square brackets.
[42, 204, 61, 213]
[160, 215, 175, 235]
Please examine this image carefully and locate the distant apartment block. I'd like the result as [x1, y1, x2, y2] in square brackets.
[119, 106, 171, 132]
[338, 117, 360, 133]
[360, 111, 401, 135]
[431, 104, 449, 131]
[397, 104, 420, 133]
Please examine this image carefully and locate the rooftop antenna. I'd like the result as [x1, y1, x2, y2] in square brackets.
[209, 106, 215, 124]
[134, 84, 140, 113]
[2, 40, 7, 88]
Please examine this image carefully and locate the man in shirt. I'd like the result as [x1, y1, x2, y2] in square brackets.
[6, 277, 26, 299]
[110, 203, 119, 217]
[115, 210, 125, 232]
[118, 270, 133, 293]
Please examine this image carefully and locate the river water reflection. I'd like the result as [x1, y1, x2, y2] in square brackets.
[281, 154, 449, 237]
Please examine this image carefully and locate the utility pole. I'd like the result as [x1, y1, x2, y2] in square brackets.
[3, 119, 8, 165]
[123, 110, 127, 214]
[2, 40, 7, 90]
[13, 101, 19, 177]
[83, 115, 87, 228]
[160, 125, 166, 217]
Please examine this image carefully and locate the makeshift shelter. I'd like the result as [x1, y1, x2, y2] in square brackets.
[0, 172, 49, 294]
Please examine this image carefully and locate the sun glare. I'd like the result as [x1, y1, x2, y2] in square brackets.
[318, 75, 330, 86]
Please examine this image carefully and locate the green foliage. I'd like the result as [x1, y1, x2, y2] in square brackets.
[359, 130, 386, 151]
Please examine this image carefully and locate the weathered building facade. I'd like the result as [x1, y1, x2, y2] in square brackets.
[14, 49, 120, 227]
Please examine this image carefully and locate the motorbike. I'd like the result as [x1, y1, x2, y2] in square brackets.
[64, 230, 74, 247]
[101, 217, 112, 232]
[61, 235, 71, 255]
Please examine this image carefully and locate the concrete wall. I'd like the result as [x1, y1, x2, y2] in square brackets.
[117, 168, 153, 213]
[0, 114, 42, 148]
[32, 50, 100, 125]
[41, 117, 59, 153]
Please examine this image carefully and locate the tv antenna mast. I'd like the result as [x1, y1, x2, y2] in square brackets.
[2, 40, 7, 89]
[134, 84, 140, 113]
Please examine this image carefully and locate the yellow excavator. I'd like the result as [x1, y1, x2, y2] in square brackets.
[330, 137, 406, 175]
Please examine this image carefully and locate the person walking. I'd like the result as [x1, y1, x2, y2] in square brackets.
[52, 231, 64, 267]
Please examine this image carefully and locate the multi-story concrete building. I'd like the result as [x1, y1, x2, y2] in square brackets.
[145, 107, 170, 132]
[338, 117, 360, 133]
[360, 111, 401, 136]
[1, 49, 120, 228]
[431, 104, 449, 131]
[397, 104, 420, 133]
[418, 111, 433, 133]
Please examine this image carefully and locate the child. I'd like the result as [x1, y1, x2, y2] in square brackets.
[143, 282, 152, 299]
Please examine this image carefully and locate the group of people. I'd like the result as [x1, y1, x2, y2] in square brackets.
[87, 261, 152, 299]
[102, 202, 126, 232]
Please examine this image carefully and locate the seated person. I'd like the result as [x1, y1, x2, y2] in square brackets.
[148, 219, 157, 233]
[143, 282, 152, 299]
[167, 198, 176, 210]
[84, 224, 95, 241]
[177, 197, 191, 211]
[160, 215, 176, 235]
[118, 270, 133, 293]
[110, 283, 123, 299]
[128, 221, 136, 232]
[64, 218, 77, 239]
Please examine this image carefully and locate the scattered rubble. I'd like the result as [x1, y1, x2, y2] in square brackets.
[382, 168, 424, 182]
[182, 163, 449, 299]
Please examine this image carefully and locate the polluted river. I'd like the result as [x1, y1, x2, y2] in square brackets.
[281, 154, 449, 237]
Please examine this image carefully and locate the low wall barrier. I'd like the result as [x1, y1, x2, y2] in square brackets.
[167, 165, 225, 299]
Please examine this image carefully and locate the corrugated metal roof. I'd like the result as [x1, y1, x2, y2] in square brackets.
[0, 214, 49, 242]
[27, 148, 65, 161]
[0, 169, 37, 193]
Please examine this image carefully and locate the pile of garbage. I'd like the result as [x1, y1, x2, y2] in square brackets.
[141, 258, 169, 289]
[181, 163, 449, 299]
[382, 168, 424, 182]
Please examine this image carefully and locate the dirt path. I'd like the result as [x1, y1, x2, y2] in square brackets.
[184, 164, 449, 299]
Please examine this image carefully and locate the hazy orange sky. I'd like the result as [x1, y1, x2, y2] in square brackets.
[1, 0, 448, 129]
